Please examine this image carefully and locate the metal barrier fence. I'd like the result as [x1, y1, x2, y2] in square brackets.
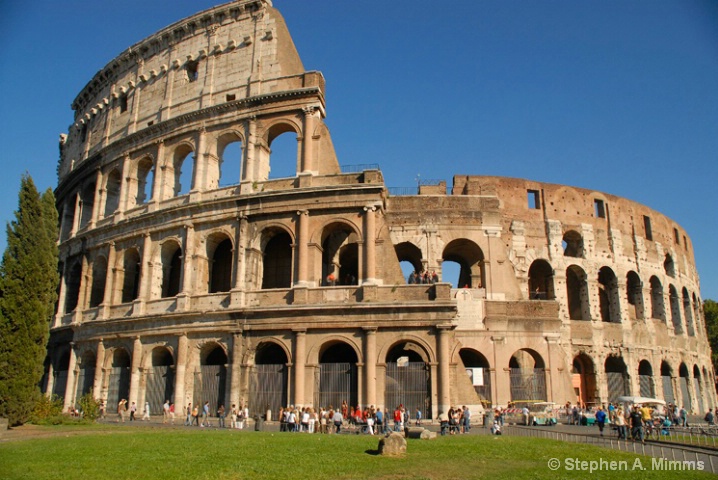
[504, 426, 718, 474]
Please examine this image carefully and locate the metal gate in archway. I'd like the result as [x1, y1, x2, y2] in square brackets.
[314, 363, 357, 410]
[639, 375, 654, 398]
[74, 366, 96, 402]
[385, 362, 431, 419]
[106, 367, 130, 408]
[250, 364, 287, 417]
[193, 365, 226, 415]
[145, 366, 174, 415]
[693, 378, 704, 414]
[509, 368, 546, 401]
[607, 372, 629, 403]
[679, 377, 691, 411]
[662, 376, 675, 404]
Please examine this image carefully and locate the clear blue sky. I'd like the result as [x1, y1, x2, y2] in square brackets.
[0, 1, 716, 300]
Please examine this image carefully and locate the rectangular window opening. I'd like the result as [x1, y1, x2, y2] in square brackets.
[226, 94, 236, 102]
[147, 121, 154, 127]
[643, 215, 653, 241]
[120, 95, 128, 113]
[674, 228, 680, 244]
[594, 199, 606, 218]
[527, 190, 541, 210]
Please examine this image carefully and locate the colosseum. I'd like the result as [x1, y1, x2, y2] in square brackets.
[44, 0, 715, 421]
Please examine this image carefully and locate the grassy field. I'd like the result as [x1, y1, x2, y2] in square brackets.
[0, 425, 714, 479]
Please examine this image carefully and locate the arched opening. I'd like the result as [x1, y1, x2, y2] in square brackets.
[509, 349, 546, 402]
[664, 254, 676, 278]
[458, 349, 491, 407]
[566, 265, 589, 320]
[107, 349, 131, 409]
[161, 242, 182, 298]
[385, 342, 432, 419]
[79, 183, 95, 229]
[678, 363, 691, 411]
[321, 224, 359, 286]
[59, 202, 75, 240]
[693, 293, 702, 334]
[145, 347, 174, 415]
[660, 362, 675, 405]
[315, 342, 358, 410]
[572, 353, 596, 407]
[626, 271, 643, 321]
[261, 230, 292, 289]
[649, 276, 665, 322]
[394, 242, 423, 284]
[194, 345, 227, 416]
[605, 356, 629, 403]
[562, 230, 584, 258]
[683, 288, 694, 336]
[442, 239, 485, 288]
[173, 146, 194, 196]
[598, 267, 620, 323]
[209, 238, 233, 293]
[638, 360, 655, 398]
[267, 129, 298, 180]
[669, 285, 683, 334]
[135, 157, 154, 205]
[121, 249, 141, 303]
[218, 139, 243, 187]
[52, 350, 71, 400]
[64, 259, 82, 313]
[528, 259, 554, 300]
[104, 169, 122, 217]
[75, 351, 96, 402]
[89, 256, 108, 308]
[693, 365, 704, 414]
[250, 342, 288, 418]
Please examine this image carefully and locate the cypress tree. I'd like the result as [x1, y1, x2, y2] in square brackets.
[0, 175, 59, 425]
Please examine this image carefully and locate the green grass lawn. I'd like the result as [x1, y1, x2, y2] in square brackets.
[0, 426, 713, 479]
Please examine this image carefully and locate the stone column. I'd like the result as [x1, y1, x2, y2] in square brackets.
[102, 242, 116, 317]
[174, 334, 189, 408]
[151, 141, 164, 204]
[301, 107, 317, 173]
[191, 128, 206, 193]
[45, 362, 55, 398]
[243, 117, 256, 182]
[229, 331, 243, 407]
[74, 254, 90, 321]
[233, 215, 248, 291]
[363, 206, 377, 285]
[63, 343, 78, 411]
[117, 154, 131, 219]
[54, 261, 68, 327]
[135, 233, 152, 314]
[129, 337, 143, 406]
[295, 210, 309, 286]
[90, 169, 103, 228]
[437, 325, 452, 415]
[293, 329, 306, 407]
[180, 224, 195, 295]
[363, 327, 377, 407]
[93, 340, 105, 399]
[70, 193, 81, 237]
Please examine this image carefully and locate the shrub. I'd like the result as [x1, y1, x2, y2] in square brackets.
[77, 393, 100, 421]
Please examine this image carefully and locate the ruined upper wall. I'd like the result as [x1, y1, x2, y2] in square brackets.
[59, 0, 317, 181]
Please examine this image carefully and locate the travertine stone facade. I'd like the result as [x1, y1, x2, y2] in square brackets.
[45, 0, 715, 420]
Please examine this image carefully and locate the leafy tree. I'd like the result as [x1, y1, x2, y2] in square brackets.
[0, 175, 59, 425]
[705, 299, 718, 372]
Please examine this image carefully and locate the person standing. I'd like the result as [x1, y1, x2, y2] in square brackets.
[463, 405, 471, 433]
[129, 402, 137, 421]
[201, 401, 210, 427]
[142, 401, 151, 421]
[630, 406, 644, 443]
[163, 400, 170, 423]
[169, 403, 175, 424]
[185, 403, 192, 426]
[333, 409, 343, 434]
[595, 406, 607, 436]
[117, 399, 127, 423]
[415, 407, 422, 426]
[615, 407, 627, 440]
[217, 404, 226, 428]
[680, 406, 688, 427]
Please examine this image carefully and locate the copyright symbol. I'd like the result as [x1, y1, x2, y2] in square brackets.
[547, 458, 561, 471]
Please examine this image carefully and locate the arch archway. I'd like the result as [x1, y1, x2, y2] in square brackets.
[385, 342, 432, 419]
[250, 342, 289, 417]
[194, 345, 228, 416]
[442, 239, 485, 288]
[459, 348, 492, 406]
[321, 223, 359, 286]
[173, 145, 194, 196]
[262, 230, 293, 289]
[104, 169, 121, 217]
[669, 285, 683, 334]
[121, 249, 141, 303]
[562, 230, 584, 258]
[208, 237, 233, 293]
[64, 259, 82, 313]
[75, 351, 96, 403]
[572, 353, 596, 407]
[566, 265, 589, 320]
[107, 348, 131, 409]
[161, 242, 182, 298]
[683, 288, 694, 336]
[626, 271, 643, 321]
[649, 276, 665, 321]
[598, 267, 620, 323]
[509, 349, 546, 402]
[528, 259, 554, 300]
[89, 256, 108, 308]
[394, 242, 423, 284]
[638, 360, 655, 398]
[605, 355, 629, 403]
[315, 341, 358, 410]
[52, 350, 71, 400]
[145, 347, 175, 415]
[693, 365, 704, 414]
